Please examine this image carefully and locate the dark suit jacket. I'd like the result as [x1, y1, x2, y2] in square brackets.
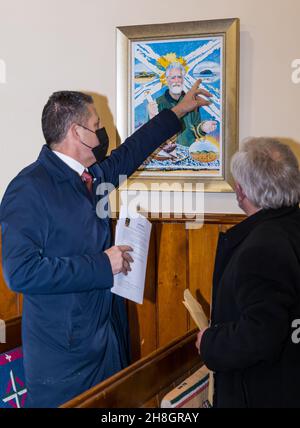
[0, 109, 181, 408]
[201, 205, 300, 408]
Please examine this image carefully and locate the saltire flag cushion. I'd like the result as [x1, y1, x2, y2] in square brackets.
[0, 347, 27, 408]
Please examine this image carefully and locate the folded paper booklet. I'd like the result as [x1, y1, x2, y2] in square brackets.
[183, 289, 213, 406]
[111, 212, 152, 305]
[183, 289, 209, 330]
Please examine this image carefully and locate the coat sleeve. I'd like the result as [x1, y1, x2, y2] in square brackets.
[200, 243, 297, 372]
[98, 109, 181, 187]
[0, 176, 113, 295]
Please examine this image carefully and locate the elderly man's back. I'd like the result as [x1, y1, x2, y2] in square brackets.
[201, 204, 300, 407]
[198, 138, 300, 408]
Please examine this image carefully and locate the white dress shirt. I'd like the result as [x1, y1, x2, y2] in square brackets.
[52, 151, 86, 176]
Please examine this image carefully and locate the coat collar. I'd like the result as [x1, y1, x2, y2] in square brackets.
[223, 205, 300, 249]
[37, 145, 84, 183]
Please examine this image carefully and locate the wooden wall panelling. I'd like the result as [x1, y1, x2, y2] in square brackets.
[17, 294, 23, 316]
[0, 214, 245, 357]
[188, 224, 220, 329]
[220, 224, 235, 233]
[0, 316, 22, 354]
[127, 223, 157, 362]
[156, 223, 188, 348]
[0, 230, 19, 319]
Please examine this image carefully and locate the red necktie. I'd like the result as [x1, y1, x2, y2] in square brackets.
[81, 171, 93, 194]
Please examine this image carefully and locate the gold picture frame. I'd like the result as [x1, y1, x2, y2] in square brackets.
[116, 18, 239, 192]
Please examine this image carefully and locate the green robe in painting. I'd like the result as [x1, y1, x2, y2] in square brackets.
[155, 89, 206, 147]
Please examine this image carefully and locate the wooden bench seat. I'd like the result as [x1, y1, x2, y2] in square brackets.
[0, 316, 22, 354]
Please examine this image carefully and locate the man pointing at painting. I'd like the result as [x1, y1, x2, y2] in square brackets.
[0, 79, 212, 408]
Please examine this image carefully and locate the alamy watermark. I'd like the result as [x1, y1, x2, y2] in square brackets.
[291, 59, 300, 84]
[0, 319, 6, 344]
[95, 175, 205, 230]
[291, 319, 300, 344]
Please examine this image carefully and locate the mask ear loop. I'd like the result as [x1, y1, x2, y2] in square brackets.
[76, 123, 96, 135]
[79, 139, 94, 150]
[75, 124, 94, 150]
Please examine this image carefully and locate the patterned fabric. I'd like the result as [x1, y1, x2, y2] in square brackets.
[0, 347, 27, 408]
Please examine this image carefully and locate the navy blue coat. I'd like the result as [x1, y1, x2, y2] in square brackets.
[0, 109, 181, 408]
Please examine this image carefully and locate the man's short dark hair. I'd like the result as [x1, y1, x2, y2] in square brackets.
[41, 91, 93, 146]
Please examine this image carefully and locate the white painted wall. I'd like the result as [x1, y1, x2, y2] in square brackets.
[0, 0, 299, 213]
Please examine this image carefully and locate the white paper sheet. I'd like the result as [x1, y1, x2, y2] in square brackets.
[111, 214, 152, 304]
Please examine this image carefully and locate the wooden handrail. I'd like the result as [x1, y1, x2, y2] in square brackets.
[111, 212, 245, 225]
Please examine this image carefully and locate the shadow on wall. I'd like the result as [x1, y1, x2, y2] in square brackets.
[278, 138, 300, 163]
[86, 92, 123, 216]
[86, 92, 122, 154]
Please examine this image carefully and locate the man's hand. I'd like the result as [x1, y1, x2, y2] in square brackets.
[195, 328, 208, 354]
[104, 245, 134, 275]
[148, 101, 159, 119]
[172, 79, 212, 119]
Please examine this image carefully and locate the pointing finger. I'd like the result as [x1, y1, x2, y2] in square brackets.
[191, 78, 202, 91]
[194, 97, 212, 107]
[194, 88, 213, 98]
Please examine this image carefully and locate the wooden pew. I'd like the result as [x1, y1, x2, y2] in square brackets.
[61, 329, 202, 408]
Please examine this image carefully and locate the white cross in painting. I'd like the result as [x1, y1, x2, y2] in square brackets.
[2, 370, 27, 408]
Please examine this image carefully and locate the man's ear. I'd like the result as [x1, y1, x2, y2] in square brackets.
[70, 123, 81, 141]
[235, 182, 246, 202]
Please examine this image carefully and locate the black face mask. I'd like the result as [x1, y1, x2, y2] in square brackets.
[77, 124, 109, 163]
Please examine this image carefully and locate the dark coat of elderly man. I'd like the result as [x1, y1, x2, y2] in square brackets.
[196, 138, 300, 408]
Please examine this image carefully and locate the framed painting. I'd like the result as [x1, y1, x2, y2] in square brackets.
[116, 18, 239, 192]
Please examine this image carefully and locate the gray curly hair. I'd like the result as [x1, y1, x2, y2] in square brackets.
[231, 138, 300, 209]
[165, 62, 186, 78]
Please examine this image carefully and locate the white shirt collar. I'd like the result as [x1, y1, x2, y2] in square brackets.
[52, 151, 86, 176]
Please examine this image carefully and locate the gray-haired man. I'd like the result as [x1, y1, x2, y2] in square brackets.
[196, 138, 300, 408]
